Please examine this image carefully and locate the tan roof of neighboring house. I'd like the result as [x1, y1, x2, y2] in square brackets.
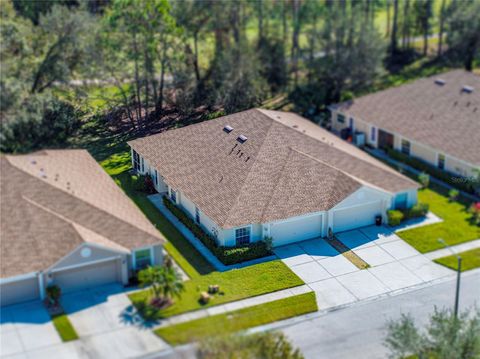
[332, 69, 480, 166]
[1, 150, 164, 278]
[129, 109, 418, 229]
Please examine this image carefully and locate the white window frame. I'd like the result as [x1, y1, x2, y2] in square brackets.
[170, 189, 177, 203]
[235, 226, 251, 246]
[437, 153, 445, 170]
[401, 139, 410, 156]
[132, 247, 154, 270]
[337, 113, 345, 124]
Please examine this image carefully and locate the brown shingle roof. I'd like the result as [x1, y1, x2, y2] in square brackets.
[1, 150, 164, 278]
[333, 69, 480, 165]
[129, 109, 417, 229]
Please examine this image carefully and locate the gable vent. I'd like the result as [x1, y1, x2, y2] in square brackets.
[434, 78, 446, 86]
[462, 85, 474, 93]
[223, 125, 234, 133]
[237, 135, 248, 143]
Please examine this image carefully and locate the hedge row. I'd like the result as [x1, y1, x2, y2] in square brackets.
[387, 202, 429, 226]
[163, 197, 272, 265]
[386, 149, 476, 194]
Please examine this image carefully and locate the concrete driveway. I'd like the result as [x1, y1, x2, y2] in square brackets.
[0, 301, 61, 358]
[274, 225, 453, 311]
[1, 284, 168, 359]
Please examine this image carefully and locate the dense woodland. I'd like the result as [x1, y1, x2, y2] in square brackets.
[0, 0, 479, 154]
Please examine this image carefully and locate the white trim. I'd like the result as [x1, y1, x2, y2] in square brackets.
[0, 272, 37, 285]
[45, 243, 128, 273]
[233, 224, 253, 245]
[50, 256, 121, 274]
[132, 246, 154, 270]
[38, 273, 45, 300]
[268, 211, 325, 226]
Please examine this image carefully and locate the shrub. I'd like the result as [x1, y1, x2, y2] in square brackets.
[448, 189, 459, 202]
[0, 94, 81, 153]
[387, 149, 475, 194]
[468, 202, 480, 226]
[387, 210, 404, 226]
[46, 285, 62, 306]
[408, 202, 429, 218]
[418, 172, 430, 189]
[163, 196, 272, 265]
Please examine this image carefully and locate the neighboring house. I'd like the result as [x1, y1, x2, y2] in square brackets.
[0, 150, 165, 307]
[128, 109, 418, 250]
[329, 69, 480, 178]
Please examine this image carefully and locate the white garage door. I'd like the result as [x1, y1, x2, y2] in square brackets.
[271, 214, 322, 247]
[0, 276, 39, 307]
[333, 201, 382, 233]
[52, 259, 120, 294]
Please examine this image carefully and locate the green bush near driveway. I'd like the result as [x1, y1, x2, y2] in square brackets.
[155, 292, 317, 345]
[398, 189, 479, 253]
[51, 314, 79, 342]
[164, 196, 272, 265]
[387, 210, 404, 226]
[129, 260, 303, 320]
[434, 248, 480, 272]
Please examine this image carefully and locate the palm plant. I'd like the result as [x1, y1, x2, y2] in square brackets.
[138, 266, 185, 306]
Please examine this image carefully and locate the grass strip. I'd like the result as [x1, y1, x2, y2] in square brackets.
[434, 248, 480, 272]
[129, 260, 304, 319]
[52, 314, 79, 342]
[155, 292, 318, 345]
[398, 189, 478, 253]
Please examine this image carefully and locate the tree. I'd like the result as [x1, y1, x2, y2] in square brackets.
[390, 0, 399, 55]
[197, 332, 304, 359]
[31, 4, 95, 93]
[384, 307, 480, 359]
[437, 0, 447, 56]
[445, 0, 480, 71]
[138, 266, 184, 304]
[414, 0, 433, 56]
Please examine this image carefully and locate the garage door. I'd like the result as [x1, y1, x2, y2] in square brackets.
[271, 214, 322, 247]
[0, 276, 39, 307]
[333, 201, 382, 233]
[52, 259, 120, 294]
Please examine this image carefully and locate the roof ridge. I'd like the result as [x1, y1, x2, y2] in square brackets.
[258, 147, 295, 224]
[5, 155, 164, 243]
[222, 110, 276, 226]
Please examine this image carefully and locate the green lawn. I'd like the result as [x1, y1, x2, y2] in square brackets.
[397, 189, 479, 253]
[129, 260, 303, 320]
[155, 292, 317, 345]
[51, 314, 79, 342]
[111, 170, 214, 278]
[434, 248, 480, 272]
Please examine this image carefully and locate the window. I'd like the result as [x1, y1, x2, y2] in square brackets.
[401, 139, 410, 155]
[170, 189, 177, 203]
[371, 127, 376, 141]
[395, 193, 408, 210]
[235, 227, 251, 246]
[195, 206, 200, 224]
[154, 169, 159, 186]
[337, 113, 345, 124]
[141, 157, 145, 172]
[134, 248, 152, 269]
[438, 154, 445, 170]
[133, 150, 141, 171]
[349, 117, 354, 129]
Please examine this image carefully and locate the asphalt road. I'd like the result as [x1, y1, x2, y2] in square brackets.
[144, 270, 479, 359]
[280, 270, 480, 359]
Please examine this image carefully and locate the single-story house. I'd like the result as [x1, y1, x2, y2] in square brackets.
[329, 69, 480, 178]
[128, 109, 418, 249]
[0, 150, 165, 307]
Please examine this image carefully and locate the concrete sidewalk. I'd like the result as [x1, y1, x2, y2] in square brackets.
[154, 285, 312, 329]
[424, 238, 480, 260]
